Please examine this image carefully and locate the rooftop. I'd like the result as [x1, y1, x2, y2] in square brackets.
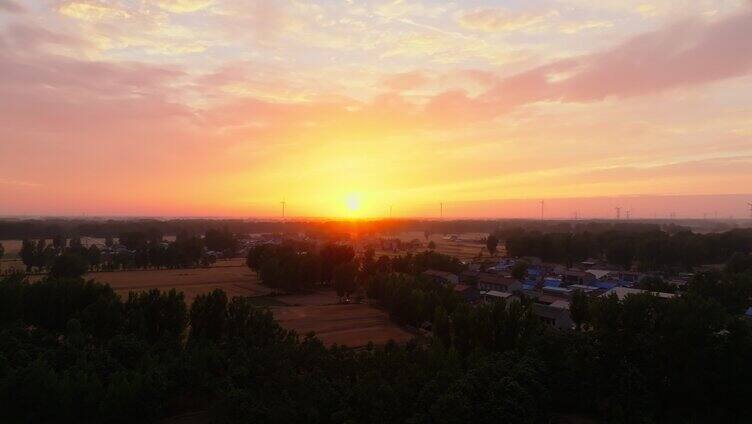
[602, 286, 676, 301]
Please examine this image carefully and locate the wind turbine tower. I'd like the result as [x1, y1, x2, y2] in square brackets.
[615, 206, 621, 220]
[540, 200, 545, 221]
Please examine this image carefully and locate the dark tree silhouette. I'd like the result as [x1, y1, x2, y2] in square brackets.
[49, 252, 89, 279]
[486, 234, 499, 255]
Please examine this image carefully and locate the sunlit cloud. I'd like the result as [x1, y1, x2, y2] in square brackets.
[458, 7, 558, 33]
[155, 0, 215, 13]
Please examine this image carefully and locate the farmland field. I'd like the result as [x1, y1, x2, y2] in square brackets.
[99, 260, 268, 304]
[373, 232, 498, 262]
[25, 258, 269, 304]
[0, 259, 24, 273]
[272, 303, 414, 347]
[18, 256, 413, 347]
[4, 231, 489, 347]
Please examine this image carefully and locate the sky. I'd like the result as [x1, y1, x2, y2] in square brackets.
[1, 0, 751, 219]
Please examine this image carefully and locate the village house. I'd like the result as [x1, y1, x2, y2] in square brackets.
[477, 273, 522, 293]
[459, 269, 481, 285]
[454, 284, 480, 303]
[481, 290, 519, 303]
[602, 286, 676, 301]
[421, 269, 459, 286]
[532, 300, 574, 330]
[561, 270, 596, 286]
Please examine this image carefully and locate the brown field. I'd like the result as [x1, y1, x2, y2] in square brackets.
[1, 259, 25, 273]
[373, 232, 497, 262]
[272, 303, 414, 347]
[24, 258, 270, 304]
[101, 260, 269, 304]
[18, 257, 413, 347]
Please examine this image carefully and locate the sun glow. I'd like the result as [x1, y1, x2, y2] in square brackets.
[345, 193, 361, 216]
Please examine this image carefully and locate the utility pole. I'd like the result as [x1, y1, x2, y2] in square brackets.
[280, 199, 286, 220]
[615, 207, 621, 220]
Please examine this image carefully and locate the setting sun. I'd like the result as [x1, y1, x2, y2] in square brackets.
[345, 194, 361, 216]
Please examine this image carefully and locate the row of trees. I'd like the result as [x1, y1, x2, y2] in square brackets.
[247, 241, 465, 296]
[0, 273, 553, 423]
[3, 261, 752, 422]
[19, 238, 102, 273]
[501, 228, 752, 270]
[15, 227, 241, 275]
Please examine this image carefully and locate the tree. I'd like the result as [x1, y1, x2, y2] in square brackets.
[320, 243, 355, 285]
[606, 239, 635, 270]
[87, 245, 102, 271]
[361, 247, 376, 278]
[486, 234, 499, 256]
[247, 244, 272, 272]
[333, 261, 358, 300]
[20, 239, 37, 272]
[123, 289, 187, 345]
[569, 289, 590, 331]
[52, 234, 65, 250]
[49, 253, 89, 279]
[427, 241, 436, 251]
[204, 227, 238, 257]
[189, 289, 228, 342]
[725, 252, 752, 274]
[635, 275, 675, 293]
[433, 305, 451, 347]
[511, 260, 528, 281]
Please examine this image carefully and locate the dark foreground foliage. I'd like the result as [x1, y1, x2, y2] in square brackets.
[1, 268, 752, 423]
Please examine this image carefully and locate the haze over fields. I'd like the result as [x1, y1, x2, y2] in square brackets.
[1, 0, 752, 218]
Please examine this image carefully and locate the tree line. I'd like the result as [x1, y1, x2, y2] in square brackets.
[501, 227, 752, 270]
[14, 228, 240, 276]
[2, 252, 752, 422]
[0, 273, 552, 423]
[247, 242, 464, 297]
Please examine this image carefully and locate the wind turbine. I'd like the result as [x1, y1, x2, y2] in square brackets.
[280, 199, 286, 220]
[540, 200, 545, 221]
[615, 206, 621, 220]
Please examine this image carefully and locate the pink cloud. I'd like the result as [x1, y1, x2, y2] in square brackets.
[0, 1, 24, 14]
[425, 6, 752, 120]
[382, 70, 430, 91]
